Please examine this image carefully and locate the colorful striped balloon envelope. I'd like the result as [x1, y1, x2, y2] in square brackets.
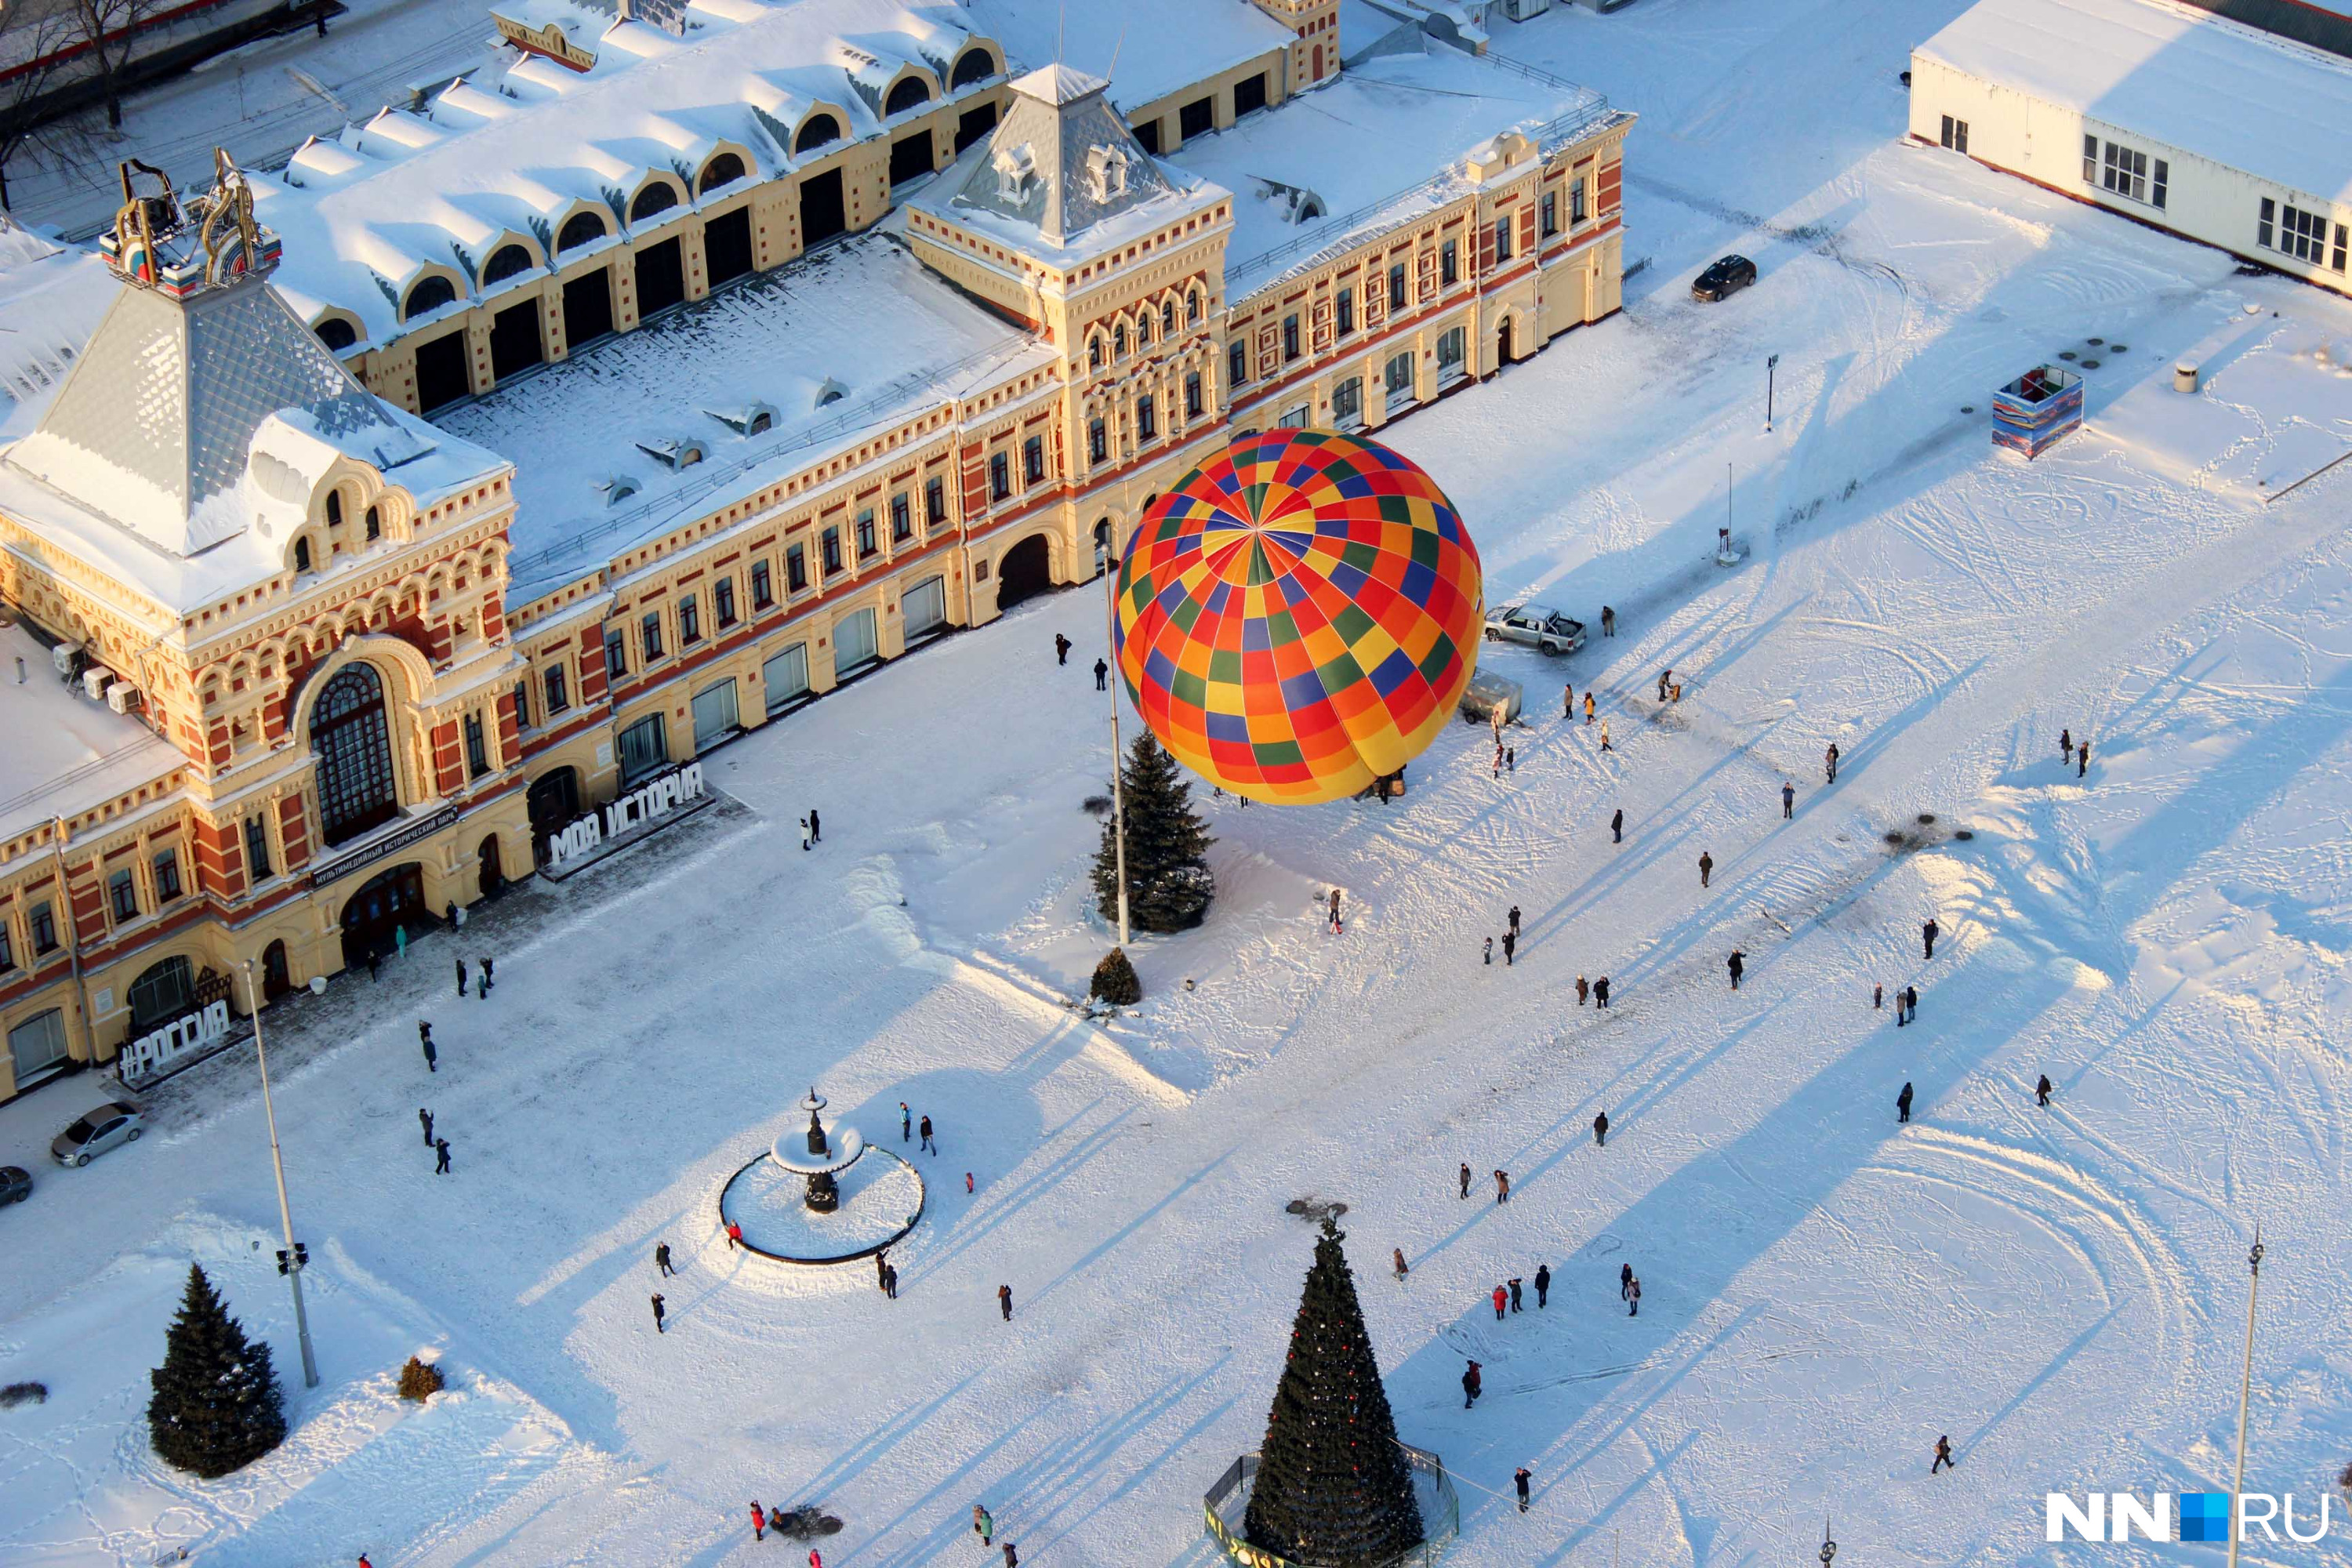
[1114, 429, 1483, 805]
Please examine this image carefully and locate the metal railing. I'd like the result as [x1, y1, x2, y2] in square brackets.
[1203, 1445, 1461, 1568]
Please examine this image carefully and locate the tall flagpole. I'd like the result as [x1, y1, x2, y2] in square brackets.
[2225, 1230, 2264, 1568]
[1101, 536, 1131, 947]
[241, 960, 318, 1387]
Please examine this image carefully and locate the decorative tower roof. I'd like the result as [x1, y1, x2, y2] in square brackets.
[939, 60, 1186, 248]
[5, 151, 424, 558]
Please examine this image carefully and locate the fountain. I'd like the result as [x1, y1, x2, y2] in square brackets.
[717, 1085, 926, 1264]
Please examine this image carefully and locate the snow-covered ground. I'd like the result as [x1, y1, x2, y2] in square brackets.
[9, 0, 2352, 1563]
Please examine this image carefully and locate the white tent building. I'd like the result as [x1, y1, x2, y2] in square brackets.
[1907, 0, 2351, 297]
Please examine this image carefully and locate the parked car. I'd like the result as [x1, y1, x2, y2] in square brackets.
[1483, 603, 1586, 655]
[1692, 254, 1758, 302]
[51, 1102, 143, 1167]
[0, 1167, 29, 1204]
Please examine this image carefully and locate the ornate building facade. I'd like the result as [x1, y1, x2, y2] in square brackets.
[0, 0, 1628, 1099]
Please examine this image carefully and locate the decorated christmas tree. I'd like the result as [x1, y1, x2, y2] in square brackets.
[1092, 731, 1214, 933]
[1245, 1218, 1423, 1566]
[148, 1264, 287, 1479]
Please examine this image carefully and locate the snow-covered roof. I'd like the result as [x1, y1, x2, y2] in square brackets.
[1916, 0, 2352, 204]
[0, 619, 184, 844]
[256, 0, 1005, 347]
[432, 233, 1054, 604]
[1167, 43, 1615, 293]
[963, 0, 1293, 114]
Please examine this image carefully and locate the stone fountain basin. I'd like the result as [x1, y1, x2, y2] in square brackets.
[720, 1142, 925, 1264]
[769, 1126, 865, 1175]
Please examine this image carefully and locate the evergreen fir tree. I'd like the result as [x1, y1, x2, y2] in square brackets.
[1092, 731, 1214, 933]
[1091, 946, 1142, 1004]
[1245, 1218, 1423, 1566]
[148, 1264, 287, 1479]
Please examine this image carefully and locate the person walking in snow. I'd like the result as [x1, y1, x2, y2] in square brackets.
[1874, 982, 1884, 1011]
[1505, 745, 1515, 774]
[1584, 691, 1596, 725]
[1611, 808, 1624, 844]
[419, 1107, 434, 1146]
[1904, 983, 1918, 1022]
[1502, 930, 1517, 966]
[1922, 918, 1940, 960]
[884, 1263, 898, 1300]
[973, 1504, 993, 1545]
[1002, 1542, 1018, 1567]
[2036, 1073, 2053, 1107]
[1621, 1261, 1633, 1294]
[1593, 976, 1611, 1008]
[1492, 745, 1503, 781]
[1699, 851, 1713, 887]
[1462, 1359, 1483, 1408]
[877, 1250, 889, 1292]
[1508, 1276, 1523, 1313]
[1329, 888, 1342, 932]
[799, 816, 812, 851]
[1054, 633, 1071, 666]
[1825, 742, 1839, 783]
[750, 1501, 767, 1542]
[920, 1114, 936, 1155]
[1601, 605, 1617, 637]
[1094, 657, 1109, 691]
[1515, 1466, 1532, 1512]
[810, 1549, 823, 1568]
[1599, 720, 1613, 753]
[808, 808, 821, 843]
[1592, 1110, 1608, 1146]
[478, 956, 493, 997]
[901, 1102, 912, 1142]
[434, 1137, 452, 1174]
[2060, 728, 2073, 764]
[1393, 1247, 1409, 1280]
[1727, 949, 1744, 990]
[1564, 684, 1576, 720]
[997, 1284, 1013, 1321]
[1508, 905, 1522, 938]
[1535, 1263, 1552, 1307]
[1897, 1081, 1915, 1123]
[1460, 1162, 1472, 1200]
[1483, 936, 1494, 966]
[655, 1242, 674, 1278]
[1577, 976, 1590, 1007]
[966, 1171, 976, 1193]
[1493, 1283, 1508, 1321]
[1932, 1435, 1955, 1473]
[1657, 669, 1671, 702]
[1494, 1170, 1511, 1203]
[650, 1294, 666, 1333]
[725, 1219, 742, 1250]
[1781, 781, 1795, 819]
[2077, 736, 2090, 779]
[1628, 1276, 1642, 1316]
[456, 956, 468, 998]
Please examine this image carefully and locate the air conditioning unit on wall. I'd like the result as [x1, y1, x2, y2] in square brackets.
[82, 665, 111, 699]
[107, 681, 139, 714]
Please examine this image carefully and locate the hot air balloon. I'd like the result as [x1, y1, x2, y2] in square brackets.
[1113, 429, 1483, 805]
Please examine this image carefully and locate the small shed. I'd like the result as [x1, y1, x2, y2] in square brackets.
[1460, 670, 1523, 725]
[1991, 364, 2083, 458]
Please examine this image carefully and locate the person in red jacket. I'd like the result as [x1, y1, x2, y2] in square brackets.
[1491, 1284, 1507, 1321]
[750, 1500, 765, 1541]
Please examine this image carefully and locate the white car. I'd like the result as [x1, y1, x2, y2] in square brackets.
[1483, 603, 1585, 655]
[52, 1101, 144, 1167]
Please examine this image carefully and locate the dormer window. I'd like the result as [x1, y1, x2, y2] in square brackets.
[992, 143, 1035, 201]
[325, 491, 343, 528]
[1085, 144, 1129, 203]
[293, 537, 311, 573]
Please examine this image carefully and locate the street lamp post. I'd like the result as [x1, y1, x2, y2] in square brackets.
[2225, 1232, 2265, 1568]
[1099, 541, 1131, 949]
[1820, 1515, 1837, 1568]
[239, 960, 318, 1388]
[1766, 354, 1781, 431]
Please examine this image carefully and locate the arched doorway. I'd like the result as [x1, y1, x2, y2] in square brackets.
[261, 941, 291, 1002]
[339, 862, 426, 970]
[997, 534, 1054, 608]
[1092, 518, 1114, 574]
[126, 955, 195, 1033]
[478, 834, 503, 898]
[527, 767, 581, 865]
[1497, 317, 1514, 368]
[311, 662, 400, 846]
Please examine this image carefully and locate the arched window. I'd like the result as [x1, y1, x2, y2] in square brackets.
[793, 112, 842, 155]
[699, 152, 746, 193]
[126, 955, 194, 1033]
[483, 243, 533, 284]
[1162, 301, 1175, 335]
[557, 211, 607, 252]
[325, 491, 343, 528]
[293, 536, 312, 573]
[1088, 336, 1102, 369]
[629, 183, 677, 223]
[951, 46, 995, 88]
[884, 76, 931, 116]
[365, 505, 381, 541]
[1113, 322, 1127, 358]
[405, 275, 456, 320]
[312, 662, 401, 846]
[1187, 289, 1201, 323]
[315, 318, 358, 350]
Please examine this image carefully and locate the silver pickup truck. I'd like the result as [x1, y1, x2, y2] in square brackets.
[1482, 603, 1585, 655]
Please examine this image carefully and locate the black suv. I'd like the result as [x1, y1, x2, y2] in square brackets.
[1692, 255, 1758, 301]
